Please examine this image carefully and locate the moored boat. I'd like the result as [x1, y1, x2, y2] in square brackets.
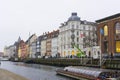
[56, 66, 120, 80]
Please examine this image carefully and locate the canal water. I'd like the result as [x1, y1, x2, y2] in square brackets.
[0, 61, 74, 80]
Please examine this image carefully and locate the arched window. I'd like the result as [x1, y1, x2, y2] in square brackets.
[115, 22, 120, 53]
[104, 25, 108, 36]
[115, 22, 120, 34]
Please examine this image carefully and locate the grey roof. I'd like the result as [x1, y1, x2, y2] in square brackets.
[25, 34, 36, 43]
[18, 36, 21, 42]
[68, 12, 80, 21]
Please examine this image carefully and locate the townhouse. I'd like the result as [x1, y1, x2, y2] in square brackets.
[46, 32, 52, 57]
[36, 35, 43, 58]
[18, 40, 27, 59]
[41, 33, 47, 57]
[4, 45, 15, 58]
[51, 30, 59, 57]
[26, 34, 37, 58]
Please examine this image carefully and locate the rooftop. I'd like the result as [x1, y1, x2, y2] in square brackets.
[96, 13, 120, 23]
[68, 12, 80, 21]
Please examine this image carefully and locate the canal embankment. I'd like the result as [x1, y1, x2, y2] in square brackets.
[0, 68, 29, 80]
[24, 58, 89, 67]
[23, 58, 120, 69]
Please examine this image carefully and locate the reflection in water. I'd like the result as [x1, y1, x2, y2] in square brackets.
[14, 62, 61, 71]
[0, 61, 74, 80]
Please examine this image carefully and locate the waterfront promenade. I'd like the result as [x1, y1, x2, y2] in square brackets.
[0, 68, 28, 80]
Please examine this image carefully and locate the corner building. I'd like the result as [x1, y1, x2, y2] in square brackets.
[59, 13, 97, 58]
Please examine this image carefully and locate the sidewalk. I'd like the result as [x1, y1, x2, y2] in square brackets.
[0, 68, 29, 80]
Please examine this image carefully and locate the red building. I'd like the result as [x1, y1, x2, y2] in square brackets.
[18, 40, 28, 59]
[96, 13, 120, 57]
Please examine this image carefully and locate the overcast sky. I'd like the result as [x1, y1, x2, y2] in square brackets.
[0, 0, 120, 51]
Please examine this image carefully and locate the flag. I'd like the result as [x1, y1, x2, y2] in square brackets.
[100, 28, 104, 35]
[80, 34, 84, 38]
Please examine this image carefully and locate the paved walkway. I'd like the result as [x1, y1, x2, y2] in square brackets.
[0, 68, 29, 80]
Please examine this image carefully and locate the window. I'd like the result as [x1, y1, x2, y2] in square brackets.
[86, 32, 88, 36]
[77, 31, 79, 35]
[68, 44, 70, 48]
[88, 26, 90, 30]
[37, 41, 39, 45]
[72, 24, 74, 28]
[64, 45, 65, 49]
[77, 37, 79, 42]
[116, 41, 120, 52]
[86, 26, 88, 30]
[72, 50, 75, 55]
[76, 25, 79, 29]
[104, 25, 108, 36]
[115, 22, 120, 34]
[83, 26, 85, 30]
[77, 44, 79, 47]
[68, 25, 70, 29]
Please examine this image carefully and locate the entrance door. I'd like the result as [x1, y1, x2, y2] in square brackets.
[103, 41, 108, 53]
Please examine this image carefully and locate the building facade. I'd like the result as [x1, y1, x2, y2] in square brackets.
[4, 45, 15, 58]
[82, 21, 98, 58]
[13, 37, 21, 58]
[51, 30, 59, 57]
[18, 40, 27, 59]
[36, 35, 43, 58]
[41, 33, 47, 57]
[26, 34, 37, 58]
[46, 32, 52, 57]
[59, 13, 97, 58]
[96, 13, 120, 58]
[30, 41, 36, 58]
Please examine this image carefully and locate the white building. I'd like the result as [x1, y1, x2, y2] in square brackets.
[58, 13, 97, 58]
[26, 34, 37, 58]
[4, 45, 16, 58]
[36, 35, 43, 58]
[30, 41, 36, 58]
[51, 30, 59, 57]
[41, 34, 47, 57]
[92, 46, 101, 59]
